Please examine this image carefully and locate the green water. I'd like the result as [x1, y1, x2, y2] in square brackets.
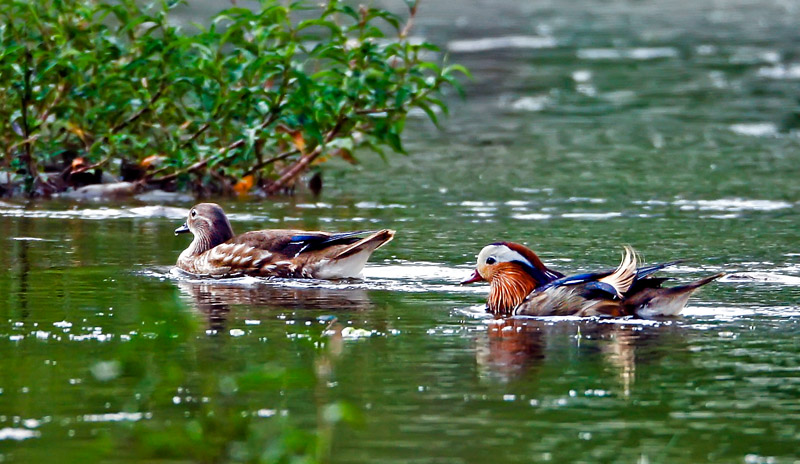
[3, 0, 800, 462]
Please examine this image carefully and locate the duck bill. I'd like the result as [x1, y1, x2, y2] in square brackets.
[174, 223, 190, 235]
[460, 269, 484, 285]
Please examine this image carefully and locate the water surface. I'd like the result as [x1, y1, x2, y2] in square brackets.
[2, 0, 800, 462]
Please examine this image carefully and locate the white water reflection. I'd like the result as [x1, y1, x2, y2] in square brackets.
[672, 198, 793, 212]
[0, 428, 40, 441]
[729, 123, 780, 137]
[577, 47, 679, 60]
[757, 63, 800, 79]
[448, 35, 557, 52]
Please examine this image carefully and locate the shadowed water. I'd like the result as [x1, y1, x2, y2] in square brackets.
[3, 0, 800, 462]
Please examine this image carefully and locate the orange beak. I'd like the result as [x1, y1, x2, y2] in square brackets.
[460, 269, 484, 285]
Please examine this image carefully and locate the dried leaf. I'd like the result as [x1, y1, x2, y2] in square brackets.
[233, 175, 254, 196]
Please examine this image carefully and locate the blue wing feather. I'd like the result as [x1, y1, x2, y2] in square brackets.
[584, 281, 620, 299]
[290, 230, 371, 244]
[536, 260, 683, 293]
[635, 260, 684, 279]
[289, 230, 374, 257]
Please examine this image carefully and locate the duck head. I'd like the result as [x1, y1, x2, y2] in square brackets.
[461, 242, 564, 314]
[175, 203, 235, 255]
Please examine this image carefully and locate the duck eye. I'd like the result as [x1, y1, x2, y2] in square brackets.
[486, 257, 497, 265]
[190, 210, 197, 218]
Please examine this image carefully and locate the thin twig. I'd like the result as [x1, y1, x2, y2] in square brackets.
[20, 47, 37, 196]
[244, 148, 300, 176]
[38, 81, 69, 124]
[264, 146, 323, 195]
[8, 134, 41, 152]
[146, 157, 213, 184]
[399, 0, 420, 38]
[264, 115, 347, 194]
[180, 121, 211, 149]
[108, 83, 166, 136]
[71, 83, 169, 176]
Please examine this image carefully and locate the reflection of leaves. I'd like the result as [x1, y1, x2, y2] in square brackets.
[323, 401, 364, 427]
[110, 298, 353, 463]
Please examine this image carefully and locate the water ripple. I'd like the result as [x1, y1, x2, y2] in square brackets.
[448, 35, 557, 52]
[577, 47, 678, 60]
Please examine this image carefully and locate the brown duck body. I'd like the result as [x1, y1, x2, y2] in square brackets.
[513, 272, 723, 317]
[175, 203, 394, 279]
[463, 242, 723, 318]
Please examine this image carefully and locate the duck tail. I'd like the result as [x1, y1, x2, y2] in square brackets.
[676, 272, 726, 292]
[632, 272, 725, 318]
[599, 246, 638, 297]
[332, 229, 395, 260]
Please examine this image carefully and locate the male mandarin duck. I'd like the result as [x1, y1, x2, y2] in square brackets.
[462, 242, 723, 318]
[175, 203, 394, 279]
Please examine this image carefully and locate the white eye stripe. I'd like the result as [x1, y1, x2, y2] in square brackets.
[477, 245, 533, 268]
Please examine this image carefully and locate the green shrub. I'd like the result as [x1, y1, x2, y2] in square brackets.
[0, 0, 466, 196]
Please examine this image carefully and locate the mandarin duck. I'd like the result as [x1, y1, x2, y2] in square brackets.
[462, 242, 723, 318]
[175, 203, 394, 279]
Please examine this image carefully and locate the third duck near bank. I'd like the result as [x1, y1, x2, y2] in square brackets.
[462, 242, 723, 318]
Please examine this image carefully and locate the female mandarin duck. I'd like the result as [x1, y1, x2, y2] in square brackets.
[462, 242, 723, 318]
[175, 203, 394, 279]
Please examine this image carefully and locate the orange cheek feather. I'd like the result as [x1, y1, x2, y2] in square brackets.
[485, 263, 539, 314]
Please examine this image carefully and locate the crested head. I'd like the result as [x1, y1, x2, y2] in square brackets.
[468, 242, 564, 314]
[177, 203, 235, 256]
[474, 242, 560, 283]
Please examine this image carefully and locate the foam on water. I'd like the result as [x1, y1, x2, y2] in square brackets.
[511, 213, 553, 221]
[672, 198, 793, 212]
[729, 123, 779, 137]
[448, 35, 557, 53]
[757, 63, 800, 79]
[0, 206, 187, 220]
[0, 428, 40, 441]
[577, 47, 678, 60]
[505, 95, 551, 112]
[150, 263, 489, 295]
[722, 272, 800, 285]
[560, 212, 623, 220]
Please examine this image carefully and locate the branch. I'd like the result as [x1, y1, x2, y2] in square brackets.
[71, 83, 169, 176]
[180, 121, 212, 149]
[38, 81, 69, 123]
[400, 0, 420, 38]
[243, 148, 299, 176]
[19, 47, 38, 195]
[108, 83, 166, 136]
[149, 91, 288, 183]
[264, 146, 323, 195]
[8, 134, 41, 153]
[263, 115, 347, 194]
[146, 157, 212, 184]
[154, 61, 294, 185]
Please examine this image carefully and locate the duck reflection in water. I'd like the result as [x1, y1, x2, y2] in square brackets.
[474, 317, 686, 393]
[176, 280, 371, 331]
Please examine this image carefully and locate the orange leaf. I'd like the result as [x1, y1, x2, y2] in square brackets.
[140, 155, 166, 168]
[335, 148, 358, 165]
[292, 132, 306, 153]
[71, 157, 87, 171]
[234, 175, 255, 196]
[276, 125, 306, 153]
